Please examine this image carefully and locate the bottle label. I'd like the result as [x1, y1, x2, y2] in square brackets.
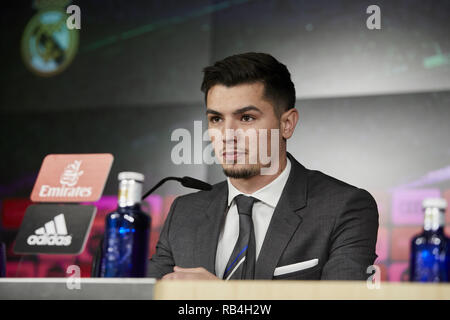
[423, 208, 445, 231]
[118, 180, 142, 207]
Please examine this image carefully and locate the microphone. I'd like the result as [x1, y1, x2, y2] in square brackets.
[142, 176, 212, 200]
[179, 176, 213, 191]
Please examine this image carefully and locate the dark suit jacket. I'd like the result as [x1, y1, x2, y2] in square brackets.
[147, 153, 379, 280]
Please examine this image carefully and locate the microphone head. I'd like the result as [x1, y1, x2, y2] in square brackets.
[180, 176, 212, 191]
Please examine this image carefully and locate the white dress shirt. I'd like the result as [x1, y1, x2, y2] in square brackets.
[215, 158, 292, 278]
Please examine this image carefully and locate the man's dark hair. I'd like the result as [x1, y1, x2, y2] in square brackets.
[201, 52, 296, 117]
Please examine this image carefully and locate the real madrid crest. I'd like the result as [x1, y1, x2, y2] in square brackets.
[21, 0, 79, 77]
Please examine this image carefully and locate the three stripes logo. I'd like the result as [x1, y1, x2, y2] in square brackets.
[27, 214, 72, 246]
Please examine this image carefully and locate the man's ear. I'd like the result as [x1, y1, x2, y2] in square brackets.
[280, 107, 299, 139]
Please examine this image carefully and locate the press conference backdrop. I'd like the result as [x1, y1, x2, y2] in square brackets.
[1, 0, 449, 281]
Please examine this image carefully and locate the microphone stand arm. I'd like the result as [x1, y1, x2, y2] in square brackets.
[141, 176, 181, 200]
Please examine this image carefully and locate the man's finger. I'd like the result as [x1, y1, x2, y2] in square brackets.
[162, 272, 175, 280]
[174, 266, 203, 273]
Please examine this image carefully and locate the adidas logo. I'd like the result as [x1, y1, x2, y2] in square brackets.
[27, 214, 72, 246]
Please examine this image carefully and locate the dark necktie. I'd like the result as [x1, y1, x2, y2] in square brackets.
[222, 194, 258, 280]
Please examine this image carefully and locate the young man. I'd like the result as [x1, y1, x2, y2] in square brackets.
[147, 52, 379, 280]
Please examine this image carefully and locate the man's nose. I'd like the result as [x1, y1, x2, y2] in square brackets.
[221, 119, 238, 144]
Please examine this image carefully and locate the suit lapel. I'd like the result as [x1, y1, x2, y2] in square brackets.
[255, 153, 308, 279]
[194, 181, 228, 275]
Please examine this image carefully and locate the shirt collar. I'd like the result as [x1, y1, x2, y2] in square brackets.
[227, 158, 291, 208]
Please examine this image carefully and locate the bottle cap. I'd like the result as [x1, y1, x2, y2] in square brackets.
[422, 198, 447, 210]
[118, 171, 145, 182]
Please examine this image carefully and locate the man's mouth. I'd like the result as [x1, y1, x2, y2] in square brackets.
[221, 150, 247, 162]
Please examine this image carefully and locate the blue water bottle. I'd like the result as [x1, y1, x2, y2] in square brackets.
[100, 172, 151, 277]
[410, 198, 449, 282]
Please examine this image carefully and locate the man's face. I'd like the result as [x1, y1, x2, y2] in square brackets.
[206, 82, 282, 179]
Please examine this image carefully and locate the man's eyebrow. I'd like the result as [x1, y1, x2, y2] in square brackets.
[206, 105, 263, 116]
[206, 109, 222, 116]
[232, 105, 263, 115]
